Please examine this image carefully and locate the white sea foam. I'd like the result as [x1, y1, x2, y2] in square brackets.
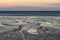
[0, 16, 60, 34]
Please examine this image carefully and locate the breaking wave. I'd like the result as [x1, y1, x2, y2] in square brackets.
[0, 16, 60, 35]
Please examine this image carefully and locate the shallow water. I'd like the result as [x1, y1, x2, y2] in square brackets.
[0, 16, 60, 40]
[0, 16, 60, 33]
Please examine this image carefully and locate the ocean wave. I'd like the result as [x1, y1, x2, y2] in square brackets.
[0, 16, 60, 35]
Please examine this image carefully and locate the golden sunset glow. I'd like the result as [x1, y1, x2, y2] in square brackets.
[0, 0, 60, 8]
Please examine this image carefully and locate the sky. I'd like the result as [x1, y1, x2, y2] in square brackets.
[0, 0, 60, 11]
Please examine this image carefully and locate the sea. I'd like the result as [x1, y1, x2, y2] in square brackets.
[0, 11, 60, 40]
[0, 11, 60, 16]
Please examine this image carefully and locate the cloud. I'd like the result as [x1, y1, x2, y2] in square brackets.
[0, 6, 60, 11]
[48, 3, 60, 5]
